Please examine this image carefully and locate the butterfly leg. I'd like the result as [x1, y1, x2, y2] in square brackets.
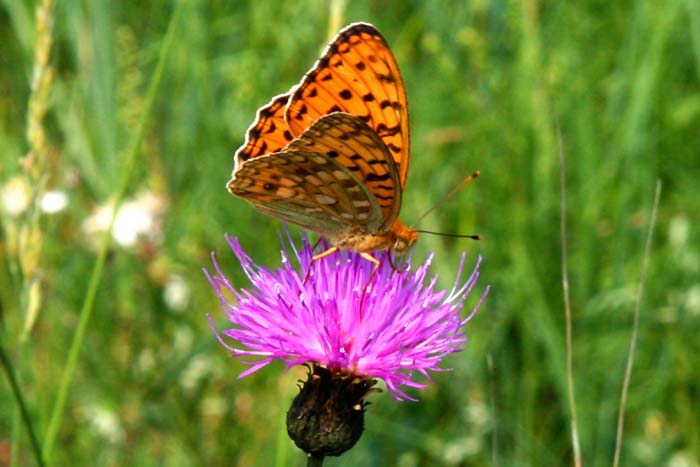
[385, 251, 410, 274]
[357, 252, 381, 318]
[302, 246, 378, 285]
[302, 246, 340, 284]
[310, 236, 324, 253]
[386, 251, 400, 272]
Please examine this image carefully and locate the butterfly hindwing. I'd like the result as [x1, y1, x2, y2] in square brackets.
[229, 151, 383, 236]
[285, 112, 402, 231]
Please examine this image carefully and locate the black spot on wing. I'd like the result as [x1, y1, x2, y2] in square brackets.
[376, 123, 401, 136]
[365, 173, 392, 182]
[294, 104, 309, 120]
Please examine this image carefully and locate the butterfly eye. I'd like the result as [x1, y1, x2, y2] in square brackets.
[393, 237, 410, 253]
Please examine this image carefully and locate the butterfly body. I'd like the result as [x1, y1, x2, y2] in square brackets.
[229, 23, 417, 255]
[332, 219, 418, 253]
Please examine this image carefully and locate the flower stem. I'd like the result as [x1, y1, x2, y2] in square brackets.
[307, 453, 325, 467]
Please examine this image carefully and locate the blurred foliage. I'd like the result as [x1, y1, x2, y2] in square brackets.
[1, 0, 699, 465]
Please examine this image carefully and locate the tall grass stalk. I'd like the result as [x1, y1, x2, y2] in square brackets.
[0, 343, 45, 467]
[557, 122, 582, 467]
[612, 181, 662, 467]
[20, 0, 54, 337]
[327, 0, 348, 39]
[40, 3, 184, 462]
[3, 1, 56, 466]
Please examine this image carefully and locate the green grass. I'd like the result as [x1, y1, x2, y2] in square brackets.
[2, 0, 699, 465]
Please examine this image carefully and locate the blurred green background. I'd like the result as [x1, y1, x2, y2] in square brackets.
[1, 0, 699, 465]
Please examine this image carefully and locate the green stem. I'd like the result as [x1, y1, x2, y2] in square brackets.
[612, 181, 662, 467]
[307, 453, 325, 467]
[40, 2, 184, 462]
[0, 341, 46, 467]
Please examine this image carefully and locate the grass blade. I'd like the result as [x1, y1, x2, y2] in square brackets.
[41, 2, 184, 462]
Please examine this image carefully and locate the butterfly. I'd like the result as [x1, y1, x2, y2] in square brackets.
[228, 23, 417, 266]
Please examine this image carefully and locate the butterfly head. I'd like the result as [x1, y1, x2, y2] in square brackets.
[388, 220, 419, 253]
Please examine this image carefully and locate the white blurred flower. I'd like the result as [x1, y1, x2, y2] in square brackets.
[81, 205, 113, 237]
[669, 451, 699, 467]
[1, 176, 30, 216]
[668, 214, 698, 275]
[2, 179, 69, 216]
[113, 193, 165, 247]
[164, 274, 191, 312]
[41, 190, 69, 214]
[669, 214, 689, 247]
[80, 404, 125, 444]
[82, 191, 166, 249]
[686, 285, 700, 317]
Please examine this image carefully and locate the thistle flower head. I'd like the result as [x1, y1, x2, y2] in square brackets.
[206, 232, 488, 402]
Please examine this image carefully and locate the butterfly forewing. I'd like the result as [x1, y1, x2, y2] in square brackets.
[285, 23, 410, 187]
[234, 94, 295, 167]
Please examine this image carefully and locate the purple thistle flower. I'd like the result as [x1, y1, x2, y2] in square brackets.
[206, 232, 489, 402]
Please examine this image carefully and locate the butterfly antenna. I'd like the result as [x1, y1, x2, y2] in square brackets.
[412, 230, 482, 241]
[411, 170, 481, 227]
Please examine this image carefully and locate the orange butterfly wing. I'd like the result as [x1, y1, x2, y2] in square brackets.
[284, 112, 402, 229]
[228, 23, 417, 253]
[235, 94, 294, 164]
[229, 112, 399, 236]
[233, 23, 409, 187]
[285, 23, 410, 188]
